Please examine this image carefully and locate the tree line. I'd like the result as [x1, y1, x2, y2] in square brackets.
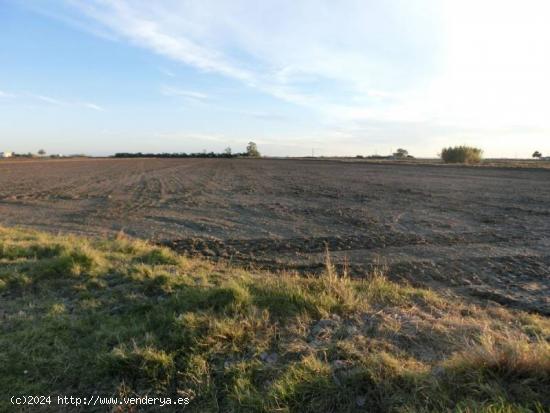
[113, 142, 261, 159]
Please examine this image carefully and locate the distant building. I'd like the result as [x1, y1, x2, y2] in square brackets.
[0, 151, 13, 158]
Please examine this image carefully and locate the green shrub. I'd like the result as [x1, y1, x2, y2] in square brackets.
[440, 146, 483, 163]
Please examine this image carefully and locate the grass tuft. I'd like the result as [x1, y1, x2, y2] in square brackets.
[138, 246, 181, 265]
[441, 336, 550, 408]
[31, 245, 102, 278]
[106, 343, 175, 387]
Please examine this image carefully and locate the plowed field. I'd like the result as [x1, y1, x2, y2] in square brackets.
[1, 158, 548, 314]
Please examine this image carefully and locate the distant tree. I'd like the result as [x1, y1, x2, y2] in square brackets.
[532, 151, 542, 159]
[38, 149, 46, 156]
[246, 141, 261, 157]
[393, 148, 408, 158]
[224, 147, 232, 156]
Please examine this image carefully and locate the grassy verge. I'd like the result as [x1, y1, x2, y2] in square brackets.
[1, 227, 548, 412]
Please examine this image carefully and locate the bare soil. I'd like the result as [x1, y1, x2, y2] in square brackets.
[1, 158, 548, 314]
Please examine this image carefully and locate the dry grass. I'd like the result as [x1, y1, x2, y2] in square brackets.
[1, 226, 548, 412]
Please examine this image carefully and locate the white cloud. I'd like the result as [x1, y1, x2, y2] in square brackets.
[58, 1, 443, 115]
[75, 1, 549, 127]
[160, 86, 208, 100]
[33, 94, 64, 105]
[25, 93, 105, 111]
[68, 1, 254, 82]
[81, 102, 105, 111]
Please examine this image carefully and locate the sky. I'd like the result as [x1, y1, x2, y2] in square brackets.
[1, 0, 549, 157]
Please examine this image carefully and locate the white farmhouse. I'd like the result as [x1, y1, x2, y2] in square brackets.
[0, 151, 13, 158]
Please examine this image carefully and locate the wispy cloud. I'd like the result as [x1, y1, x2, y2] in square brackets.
[50, 0, 437, 120]
[158, 67, 175, 77]
[20, 2, 120, 42]
[33, 94, 64, 105]
[66, 1, 254, 82]
[52, 0, 550, 129]
[0, 90, 16, 98]
[24, 92, 105, 111]
[160, 86, 208, 101]
[81, 102, 105, 111]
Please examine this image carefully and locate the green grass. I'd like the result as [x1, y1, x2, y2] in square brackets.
[1, 226, 548, 412]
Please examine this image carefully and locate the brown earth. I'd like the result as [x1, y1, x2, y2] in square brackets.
[0, 157, 548, 314]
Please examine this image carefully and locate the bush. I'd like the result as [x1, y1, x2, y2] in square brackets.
[440, 146, 483, 164]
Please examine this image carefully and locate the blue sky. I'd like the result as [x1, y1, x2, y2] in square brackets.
[1, 0, 549, 157]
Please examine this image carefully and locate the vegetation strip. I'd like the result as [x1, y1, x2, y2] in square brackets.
[1, 227, 549, 412]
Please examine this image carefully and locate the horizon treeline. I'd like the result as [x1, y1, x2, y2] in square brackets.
[112, 151, 248, 159]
